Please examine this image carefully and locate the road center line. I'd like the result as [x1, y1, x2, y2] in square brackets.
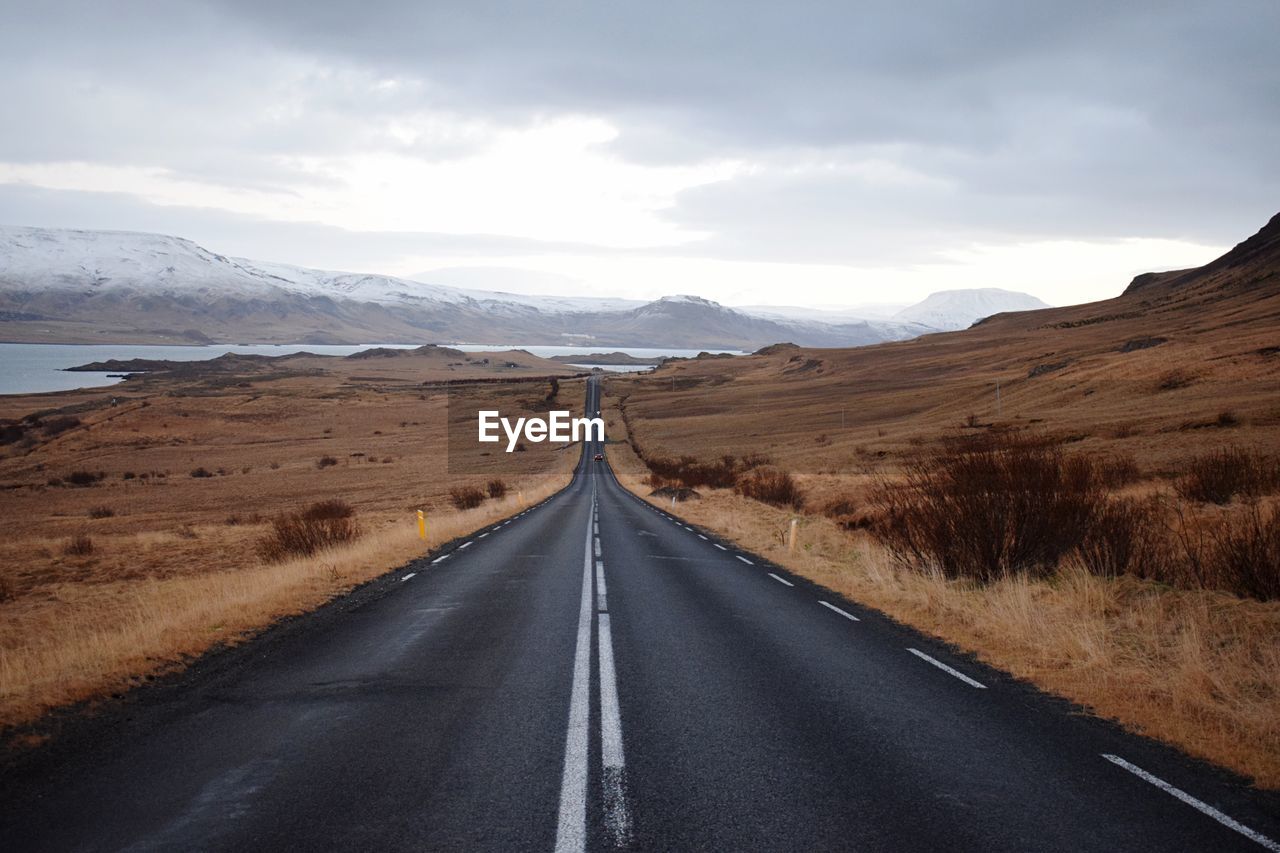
[401, 572, 416, 582]
[907, 648, 987, 689]
[819, 600, 860, 621]
[736, 555, 754, 565]
[459, 541, 473, 549]
[598, 611, 633, 846]
[1102, 754, 1279, 851]
[714, 544, 727, 551]
[767, 572, 793, 586]
[478, 532, 490, 538]
[554, 494, 596, 853]
[431, 554, 449, 564]
[596, 560, 608, 612]
[697, 534, 708, 540]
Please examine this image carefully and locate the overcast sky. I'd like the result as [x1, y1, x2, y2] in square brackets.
[1, 1, 1276, 308]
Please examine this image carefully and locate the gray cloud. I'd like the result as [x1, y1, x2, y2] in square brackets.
[0, 183, 600, 270]
[1, 0, 1276, 271]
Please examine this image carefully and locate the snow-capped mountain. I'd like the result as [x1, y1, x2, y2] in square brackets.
[891, 288, 1051, 330]
[0, 226, 1046, 348]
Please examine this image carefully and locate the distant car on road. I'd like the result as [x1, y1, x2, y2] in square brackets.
[593, 453, 603, 461]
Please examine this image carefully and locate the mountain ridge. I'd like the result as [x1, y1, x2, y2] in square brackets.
[1, 225, 1045, 349]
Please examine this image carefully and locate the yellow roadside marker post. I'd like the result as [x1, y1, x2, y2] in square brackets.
[417, 509, 426, 541]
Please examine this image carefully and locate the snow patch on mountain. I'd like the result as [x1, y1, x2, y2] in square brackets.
[892, 288, 1051, 330]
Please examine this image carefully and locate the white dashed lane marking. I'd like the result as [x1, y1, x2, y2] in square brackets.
[907, 648, 986, 689]
[1102, 754, 1279, 851]
[819, 600, 860, 621]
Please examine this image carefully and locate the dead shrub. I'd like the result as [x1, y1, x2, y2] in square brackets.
[63, 533, 95, 556]
[87, 506, 116, 519]
[1176, 448, 1278, 505]
[449, 486, 487, 510]
[65, 471, 103, 487]
[734, 467, 805, 509]
[1097, 454, 1142, 489]
[487, 479, 508, 499]
[1075, 497, 1170, 579]
[1203, 504, 1274, 596]
[257, 500, 360, 561]
[189, 467, 214, 478]
[1157, 369, 1195, 391]
[303, 499, 355, 520]
[316, 455, 339, 469]
[40, 416, 81, 437]
[0, 422, 27, 445]
[1216, 410, 1242, 428]
[818, 496, 874, 530]
[646, 454, 739, 489]
[871, 434, 1101, 581]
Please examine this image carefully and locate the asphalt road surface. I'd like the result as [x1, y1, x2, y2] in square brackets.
[3, 377, 1279, 851]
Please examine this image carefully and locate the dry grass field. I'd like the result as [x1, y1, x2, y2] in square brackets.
[0, 346, 585, 731]
[603, 214, 1280, 787]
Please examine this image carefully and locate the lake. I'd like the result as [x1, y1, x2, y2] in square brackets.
[0, 342, 741, 395]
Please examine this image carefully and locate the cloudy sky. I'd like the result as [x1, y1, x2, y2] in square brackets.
[1, 1, 1276, 308]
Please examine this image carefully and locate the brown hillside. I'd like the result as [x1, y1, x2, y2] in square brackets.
[612, 211, 1280, 473]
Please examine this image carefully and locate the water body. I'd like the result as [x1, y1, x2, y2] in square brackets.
[0, 342, 742, 395]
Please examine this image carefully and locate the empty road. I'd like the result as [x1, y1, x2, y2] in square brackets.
[2, 377, 1278, 851]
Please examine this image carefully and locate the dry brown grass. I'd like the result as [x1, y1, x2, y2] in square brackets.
[0, 476, 569, 729]
[0, 350, 586, 729]
[616, 475, 1280, 789]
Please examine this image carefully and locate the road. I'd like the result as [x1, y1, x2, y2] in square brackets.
[2, 376, 1279, 851]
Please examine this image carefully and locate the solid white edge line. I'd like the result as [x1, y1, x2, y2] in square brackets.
[819, 600, 860, 621]
[401, 572, 416, 582]
[1102, 754, 1279, 851]
[598, 612, 633, 846]
[767, 572, 794, 586]
[554, 494, 596, 853]
[736, 555, 753, 565]
[907, 648, 986, 689]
